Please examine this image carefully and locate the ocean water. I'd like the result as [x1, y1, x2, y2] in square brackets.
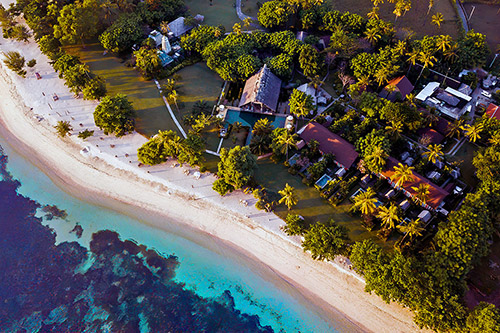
[0, 136, 353, 332]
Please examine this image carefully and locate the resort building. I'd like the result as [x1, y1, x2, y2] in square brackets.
[416, 82, 472, 120]
[298, 122, 359, 170]
[148, 30, 164, 47]
[486, 103, 500, 120]
[378, 76, 414, 102]
[167, 15, 204, 38]
[239, 65, 282, 113]
[378, 157, 449, 211]
[296, 83, 332, 107]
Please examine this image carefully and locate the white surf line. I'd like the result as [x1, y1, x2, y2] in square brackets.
[153, 79, 187, 139]
[216, 137, 224, 154]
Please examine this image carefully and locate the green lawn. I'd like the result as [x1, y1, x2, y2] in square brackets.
[185, 0, 240, 30]
[66, 43, 180, 138]
[448, 141, 479, 188]
[162, 63, 224, 151]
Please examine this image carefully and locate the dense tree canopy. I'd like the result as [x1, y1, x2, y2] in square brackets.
[215, 146, 257, 192]
[94, 94, 135, 137]
[99, 14, 143, 53]
[302, 221, 349, 261]
[53, 1, 99, 45]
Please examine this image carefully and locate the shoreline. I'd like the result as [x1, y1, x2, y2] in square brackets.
[0, 33, 423, 332]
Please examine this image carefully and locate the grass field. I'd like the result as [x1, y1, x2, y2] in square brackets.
[448, 141, 479, 188]
[329, 0, 461, 39]
[464, 3, 500, 52]
[185, 0, 241, 30]
[66, 43, 181, 138]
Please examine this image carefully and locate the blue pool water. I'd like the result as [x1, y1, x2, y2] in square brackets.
[0, 134, 356, 332]
[316, 174, 333, 189]
[225, 110, 287, 145]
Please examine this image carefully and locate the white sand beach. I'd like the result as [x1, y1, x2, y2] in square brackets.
[0, 18, 425, 332]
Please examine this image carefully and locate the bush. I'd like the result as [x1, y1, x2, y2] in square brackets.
[282, 214, 305, 236]
[78, 129, 94, 140]
[26, 59, 36, 68]
[212, 179, 234, 196]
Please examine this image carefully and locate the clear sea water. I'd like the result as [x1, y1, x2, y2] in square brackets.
[0, 135, 353, 332]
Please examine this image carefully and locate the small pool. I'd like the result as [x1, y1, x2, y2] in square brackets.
[224, 110, 287, 145]
[315, 174, 333, 189]
[288, 153, 300, 166]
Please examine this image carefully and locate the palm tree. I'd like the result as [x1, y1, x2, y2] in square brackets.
[489, 131, 500, 146]
[406, 48, 419, 76]
[416, 51, 437, 83]
[168, 90, 179, 112]
[277, 130, 298, 161]
[397, 218, 424, 244]
[422, 144, 443, 163]
[54, 120, 73, 137]
[214, 27, 222, 38]
[377, 204, 400, 230]
[365, 27, 381, 45]
[232, 121, 243, 133]
[375, 66, 390, 86]
[367, 145, 388, 171]
[279, 183, 298, 210]
[242, 17, 252, 29]
[385, 120, 403, 139]
[100, 0, 118, 25]
[446, 119, 464, 139]
[431, 12, 444, 28]
[353, 187, 378, 216]
[412, 183, 431, 204]
[232, 23, 242, 35]
[391, 163, 414, 188]
[463, 123, 483, 143]
[308, 74, 324, 92]
[358, 75, 370, 88]
[427, 0, 434, 15]
[160, 21, 170, 34]
[393, 40, 407, 56]
[443, 45, 458, 63]
[436, 35, 452, 52]
[367, 6, 380, 20]
[407, 93, 417, 108]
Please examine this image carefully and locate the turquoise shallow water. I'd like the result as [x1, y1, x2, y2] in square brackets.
[0, 135, 355, 332]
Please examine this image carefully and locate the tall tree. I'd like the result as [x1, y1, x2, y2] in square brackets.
[216, 146, 257, 191]
[422, 144, 443, 163]
[391, 163, 414, 188]
[54, 120, 73, 137]
[94, 94, 135, 137]
[353, 187, 378, 216]
[377, 204, 400, 230]
[446, 119, 464, 139]
[53, 1, 98, 46]
[397, 218, 424, 244]
[463, 123, 483, 143]
[302, 221, 349, 260]
[134, 47, 161, 79]
[275, 129, 298, 160]
[289, 89, 314, 117]
[411, 183, 430, 204]
[431, 12, 444, 28]
[279, 183, 298, 210]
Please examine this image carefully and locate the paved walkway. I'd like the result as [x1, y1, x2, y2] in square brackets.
[235, 0, 256, 22]
[455, 0, 470, 32]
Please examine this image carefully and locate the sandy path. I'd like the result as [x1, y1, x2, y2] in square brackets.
[0, 25, 425, 333]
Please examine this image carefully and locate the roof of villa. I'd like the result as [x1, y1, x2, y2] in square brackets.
[239, 65, 282, 112]
[299, 122, 358, 169]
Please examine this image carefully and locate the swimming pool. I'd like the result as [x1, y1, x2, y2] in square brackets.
[315, 174, 333, 189]
[224, 110, 287, 145]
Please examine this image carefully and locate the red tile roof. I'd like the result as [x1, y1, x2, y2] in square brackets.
[379, 76, 414, 102]
[486, 103, 500, 120]
[380, 157, 448, 210]
[417, 128, 444, 145]
[299, 122, 358, 169]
